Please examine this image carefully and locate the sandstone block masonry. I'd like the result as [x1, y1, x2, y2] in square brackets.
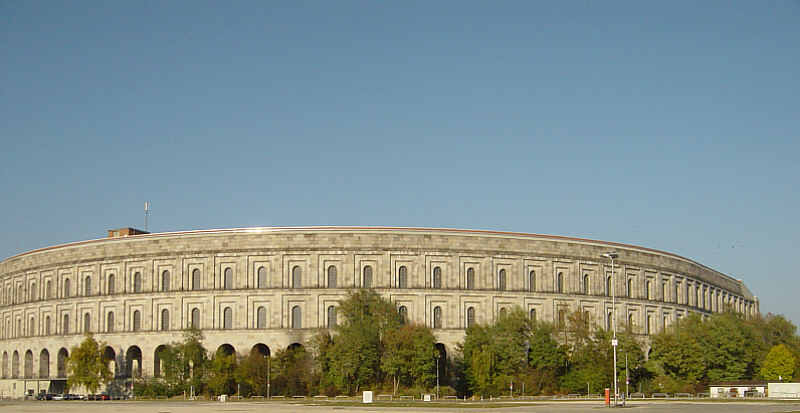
[0, 227, 758, 398]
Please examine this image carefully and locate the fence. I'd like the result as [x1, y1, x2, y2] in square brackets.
[128, 391, 800, 403]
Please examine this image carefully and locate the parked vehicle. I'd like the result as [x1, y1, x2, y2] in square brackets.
[51, 394, 65, 401]
[87, 393, 110, 401]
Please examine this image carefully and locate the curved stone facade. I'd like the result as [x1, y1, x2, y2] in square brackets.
[0, 227, 758, 396]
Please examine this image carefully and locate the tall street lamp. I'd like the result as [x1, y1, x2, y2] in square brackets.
[436, 354, 440, 400]
[601, 251, 619, 407]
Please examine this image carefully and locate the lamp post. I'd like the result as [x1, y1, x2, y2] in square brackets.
[601, 251, 619, 407]
[267, 356, 271, 399]
[436, 354, 440, 400]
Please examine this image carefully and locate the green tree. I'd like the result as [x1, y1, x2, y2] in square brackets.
[650, 312, 761, 387]
[649, 314, 706, 384]
[527, 320, 566, 394]
[556, 310, 646, 395]
[753, 314, 800, 348]
[760, 344, 797, 380]
[459, 323, 494, 395]
[309, 331, 336, 395]
[704, 312, 758, 381]
[459, 307, 565, 397]
[234, 349, 270, 396]
[207, 348, 238, 395]
[749, 313, 800, 381]
[161, 328, 208, 395]
[324, 289, 403, 394]
[66, 333, 112, 394]
[270, 345, 313, 396]
[382, 323, 437, 394]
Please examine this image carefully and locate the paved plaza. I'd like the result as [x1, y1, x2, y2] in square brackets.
[2, 400, 800, 413]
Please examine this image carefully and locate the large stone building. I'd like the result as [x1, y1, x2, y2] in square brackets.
[0, 227, 758, 397]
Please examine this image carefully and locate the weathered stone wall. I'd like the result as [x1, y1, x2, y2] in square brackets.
[0, 227, 758, 397]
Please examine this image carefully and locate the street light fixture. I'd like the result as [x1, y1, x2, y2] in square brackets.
[601, 251, 619, 407]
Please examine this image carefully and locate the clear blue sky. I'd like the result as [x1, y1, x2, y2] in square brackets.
[1, 1, 798, 324]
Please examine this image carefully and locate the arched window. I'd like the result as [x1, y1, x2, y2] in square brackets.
[161, 271, 170, 292]
[556, 272, 564, 293]
[133, 272, 142, 293]
[30, 283, 36, 301]
[397, 266, 407, 288]
[583, 274, 590, 295]
[557, 309, 565, 329]
[291, 266, 302, 289]
[257, 306, 267, 329]
[84, 276, 91, 295]
[107, 312, 114, 332]
[258, 266, 268, 289]
[627, 278, 633, 298]
[83, 313, 90, 332]
[57, 348, 68, 378]
[46, 280, 52, 299]
[191, 308, 200, 328]
[64, 279, 71, 298]
[498, 269, 507, 291]
[646, 315, 652, 334]
[223, 307, 232, 330]
[38, 349, 49, 379]
[606, 277, 612, 296]
[291, 306, 301, 329]
[433, 306, 442, 329]
[433, 267, 442, 289]
[607, 312, 613, 329]
[499, 308, 507, 317]
[529, 270, 536, 291]
[398, 305, 408, 323]
[327, 305, 336, 328]
[28, 317, 35, 336]
[466, 267, 475, 289]
[467, 307, 475, 328]
[327, 266, 337, 288]
[646, 281, 652, 300]
[363, 266, 373, 288]
[11, 351, 19, 378]
[161, 309, 169, 331]
[24, 350, 34, 378]
[192, 269, 201, 290]
[530, 308, 537, 321]
[108, 274, 115, 295]
[132, 310, 141, 332]
[223, 268, 233, 290]
[44, 316, 50, 335]
[628, 313, 635, 328]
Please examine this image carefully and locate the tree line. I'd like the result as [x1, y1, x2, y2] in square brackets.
[67, 289, 799, 397]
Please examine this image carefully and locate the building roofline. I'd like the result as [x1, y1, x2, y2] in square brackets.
[1, 226, 744, 289]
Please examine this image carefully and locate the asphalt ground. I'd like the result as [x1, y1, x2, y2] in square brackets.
[2, 400, 800, 413]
